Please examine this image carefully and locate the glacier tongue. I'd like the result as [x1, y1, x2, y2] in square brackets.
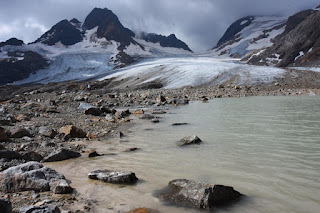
[99, 57, 285, 89]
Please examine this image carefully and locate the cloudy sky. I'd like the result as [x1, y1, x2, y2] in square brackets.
[0, 0, 318, 52]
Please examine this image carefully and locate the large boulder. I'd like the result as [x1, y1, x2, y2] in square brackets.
[85, 107, 102, 116]
[127, 208, 159, 213]
[88, 169, 138, 184]
[179, 135, 202, 146]
[42, 148, 81, 162]
[0, 162, 73, 194]
[9, 128, 31, 138]
[58, 125, 86, 138]
[38, 126, 57, 138]
[19, 205, 61, 213]
[159, 179, 243, 209]
[0, 198, 12, 213]
[0, 127, 8, 142]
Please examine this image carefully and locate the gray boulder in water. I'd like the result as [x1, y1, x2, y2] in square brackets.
[88, 169, 138, 184]
[179, 135, 202, 146]
[159, 179, 243, 209]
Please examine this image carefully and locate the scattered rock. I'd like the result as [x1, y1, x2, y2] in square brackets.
[73, 95, 85, 102]
[133, 109, 144, 114]
[172, 123, 189, 126]
[139, 114, 155, 120]
[88, 150, 101, 158]
[49, 180, 73, 194]
[0, 127, 8, 142]
[58, 125, 86, 138]
[115, 110, 131, 119]
[179, 135, 202, 146]
[78, 102, 96, 110]
[39, 126, 57, 138]
[124, 148, 139, 152]
[88, 170, 138, 184]
[21, 151, 43, 162]
[42, 148, 81, 162]
[0, 198, 12, 213]
[151, 118, 160, 123]
[9, 128, 31, 138]
[0, 162, 72, 194]
[152, 110, 166, 114]
[85, 107, 101, 116]
[20, 205, 61, 213]
[159, 179, 243, 209]
[156, 95, 166, 103]
[0, 150, 23, 160]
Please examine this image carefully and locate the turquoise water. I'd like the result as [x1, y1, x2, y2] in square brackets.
[48, 96, 320, 213]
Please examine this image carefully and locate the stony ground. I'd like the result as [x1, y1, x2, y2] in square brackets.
[0, 68, 320, 212]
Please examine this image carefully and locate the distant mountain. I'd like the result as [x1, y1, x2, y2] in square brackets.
[138, 32, 192, 52]
[0, 7, 193, 85]
[247, 8, 320, 67]
[209, 16, 286, 58]
[211, 5, 320, 67]
[35, 19, 83, 46]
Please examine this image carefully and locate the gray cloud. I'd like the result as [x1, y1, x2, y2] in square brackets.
[0, 0, 318, 52]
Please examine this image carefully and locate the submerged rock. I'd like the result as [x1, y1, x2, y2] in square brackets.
[88, 169, 138, 184]
[42, 148, 81, 162]
[139, 114, 155, 120]
[179, 135, 202, 146]
[159, 179, 243, 209]
[0, 162, 73, 194]
[172, 123, 189, 126]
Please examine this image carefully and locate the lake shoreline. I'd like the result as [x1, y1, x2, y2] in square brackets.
[1, 68, 320, 212]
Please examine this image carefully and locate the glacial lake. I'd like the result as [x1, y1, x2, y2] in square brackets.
[47, 96, 320, 213]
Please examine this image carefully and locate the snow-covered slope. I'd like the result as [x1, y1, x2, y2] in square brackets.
[99, 57, 284, 89]
[207, 16, 287, 58]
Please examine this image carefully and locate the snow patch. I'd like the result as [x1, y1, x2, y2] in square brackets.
[240, 20, 249, 25]
[294, 51, 304, 61]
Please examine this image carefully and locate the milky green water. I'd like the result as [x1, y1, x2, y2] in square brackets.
[48, 96, 320, 213]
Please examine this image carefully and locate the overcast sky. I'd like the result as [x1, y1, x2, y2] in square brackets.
[0, 0, 318, 52]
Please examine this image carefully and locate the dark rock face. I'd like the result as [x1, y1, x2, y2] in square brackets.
[248, 10, 320, 67]
[42, 148, 81, 162]
[0, 51, 49, 85]
[159, 179, 243, 209]
[0, 198, 12, 213]
[139, 33, 192, 52]
[0, 162, 73, 194]
[20, 205, 61, 213]
[0, 38, 24, 48]
[88, 169, 138, 184]
[215, 16, 254, 49]
[83, 8, 136, 50]
[35, 19, 83, 46]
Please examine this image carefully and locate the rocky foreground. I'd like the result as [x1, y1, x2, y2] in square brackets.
[0, 68, 320, 212]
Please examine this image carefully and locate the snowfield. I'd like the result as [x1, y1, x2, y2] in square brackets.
[99, 57, 285, 89]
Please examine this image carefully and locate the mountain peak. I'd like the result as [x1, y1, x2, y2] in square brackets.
[0, 38, 24, 48]
[83, 7, 135, 49]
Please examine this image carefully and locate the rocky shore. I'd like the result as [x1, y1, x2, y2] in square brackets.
[0, 68, 320, 212]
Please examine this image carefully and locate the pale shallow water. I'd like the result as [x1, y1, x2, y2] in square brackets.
[47, 96, 320, 213]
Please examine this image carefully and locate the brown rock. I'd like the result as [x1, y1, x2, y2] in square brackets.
[59, 125, 86, 138]
[0, 127, 8, 142]
[133, 109, 144, 114]
[127, 208, 159, 213]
